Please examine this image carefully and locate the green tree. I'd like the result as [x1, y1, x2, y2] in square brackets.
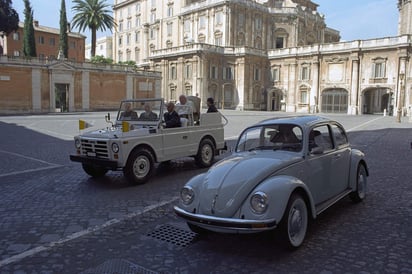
[22, 0, 36, 57]
[0, 0, 19, 35]
[90, 55, 113, 64]
[59, 0, 68, 59]
[71, 0, 115, 57]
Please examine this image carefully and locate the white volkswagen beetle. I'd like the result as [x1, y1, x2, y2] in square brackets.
[174, 115, 368, 249]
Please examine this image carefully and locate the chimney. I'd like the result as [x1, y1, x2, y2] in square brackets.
[67, 23, 71, 32]
[33, 20, 39, 27]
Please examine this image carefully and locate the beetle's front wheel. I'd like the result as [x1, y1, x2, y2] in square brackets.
[124, 148, 154, 184]
[350, 164, 367, 203]
[279, 194, 308, 249]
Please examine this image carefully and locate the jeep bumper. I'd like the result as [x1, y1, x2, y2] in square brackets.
[70, 154, 119, 169]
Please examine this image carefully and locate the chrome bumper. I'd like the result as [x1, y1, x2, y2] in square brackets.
[174, 206, 277, 232]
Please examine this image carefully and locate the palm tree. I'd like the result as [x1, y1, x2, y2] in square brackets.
[71, 0, 115, 57]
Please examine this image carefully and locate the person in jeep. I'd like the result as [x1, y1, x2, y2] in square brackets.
[120, 102, 138, 120]
[164, 102, 181, 128]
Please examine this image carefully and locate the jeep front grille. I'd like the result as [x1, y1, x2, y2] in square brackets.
[80, 139, 109, 159]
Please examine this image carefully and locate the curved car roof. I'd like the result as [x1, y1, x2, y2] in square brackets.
[255, 115, 334, 129]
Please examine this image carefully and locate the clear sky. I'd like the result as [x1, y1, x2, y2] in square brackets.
[11, 0, 399, 43]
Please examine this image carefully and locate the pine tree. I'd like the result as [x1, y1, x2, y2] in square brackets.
[22, 0, 36, 58]
[59, 0, 68, 59]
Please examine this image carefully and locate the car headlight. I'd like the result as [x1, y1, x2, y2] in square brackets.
[250, 191, 268, 214]
[111, 142, 120, 153]
[180, 186, 195, 205]
[75, 139, 81, 149]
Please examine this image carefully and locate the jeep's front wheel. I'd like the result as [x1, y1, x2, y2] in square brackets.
[195, 138, 215, 167]
[124, 148, 154, 184]
[82, 164, 108, 178]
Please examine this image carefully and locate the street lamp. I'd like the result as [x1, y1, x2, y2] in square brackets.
[396, 73, 405, 123]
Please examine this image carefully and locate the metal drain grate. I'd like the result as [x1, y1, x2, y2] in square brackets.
[146, 224, 197, 247]
[81, 258, 158, 274]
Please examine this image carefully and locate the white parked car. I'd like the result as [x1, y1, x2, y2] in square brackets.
[174, 115, 368, 249]
[70, 98, 227, 184]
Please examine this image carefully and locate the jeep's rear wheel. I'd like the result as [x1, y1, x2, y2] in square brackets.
[124, 148, 154, 184]
[82, 164, 108, 178]
[195, 138, 215, 167]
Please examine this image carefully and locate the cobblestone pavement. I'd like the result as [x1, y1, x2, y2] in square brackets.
[0, 112, 411, 273]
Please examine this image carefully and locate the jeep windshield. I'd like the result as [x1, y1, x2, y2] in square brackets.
[116, 99, 163, 126]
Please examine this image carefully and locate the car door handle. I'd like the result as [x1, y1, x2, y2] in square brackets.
[183, 135, 188, 140]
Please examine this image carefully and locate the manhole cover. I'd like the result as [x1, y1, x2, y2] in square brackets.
[146, 224, 197, 247]
[81, 258, 157, 274]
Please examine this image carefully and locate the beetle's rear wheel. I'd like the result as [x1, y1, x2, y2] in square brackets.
[350, 164, 367, 203]
[278, 193, 308, 250]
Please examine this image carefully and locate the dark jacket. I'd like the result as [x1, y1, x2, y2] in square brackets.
[207, 104, 218, 113]
[164, 111, 181, 128]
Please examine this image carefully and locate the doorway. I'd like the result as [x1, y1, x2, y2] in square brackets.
[55, 84, 69, 112]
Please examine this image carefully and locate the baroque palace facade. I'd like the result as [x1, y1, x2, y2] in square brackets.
[113, 0, 412, 116]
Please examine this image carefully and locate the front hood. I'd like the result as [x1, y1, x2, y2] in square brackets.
[198, 151, 302, 217]
[79, 127, 153, 139]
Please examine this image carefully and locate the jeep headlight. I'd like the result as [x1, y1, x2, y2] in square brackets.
[75, 139, 81, 149]
[111, 142, 120, 153]
[180, 186, 195, 205]
[250, 191, 268, 214]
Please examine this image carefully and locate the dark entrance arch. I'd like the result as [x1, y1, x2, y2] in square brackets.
[363, 88, 392, 114]
[321, 89, 348, 113]
[269, 89, 283, 111]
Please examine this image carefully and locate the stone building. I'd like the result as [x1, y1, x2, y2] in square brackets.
[0, 21, 86, 62]
[112, 0, 412, 116]
[0, 57, 161, 114]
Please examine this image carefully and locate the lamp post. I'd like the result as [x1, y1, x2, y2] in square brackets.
[396, 73, 405, 123]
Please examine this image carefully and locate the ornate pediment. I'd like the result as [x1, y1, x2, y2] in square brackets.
[47, 61, 76, 71]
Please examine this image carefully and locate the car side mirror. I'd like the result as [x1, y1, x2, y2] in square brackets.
[311, 146, 323, 155]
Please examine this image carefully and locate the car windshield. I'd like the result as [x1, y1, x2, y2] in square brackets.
[236, 123, 303, 153]
[116, 99, 162, 123]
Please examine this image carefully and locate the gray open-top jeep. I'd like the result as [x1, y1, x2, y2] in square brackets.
[70, 98, 227, 184]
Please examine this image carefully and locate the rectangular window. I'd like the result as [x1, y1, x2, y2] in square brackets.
[301, 66, 310, 80]
[127, 20, 131, 30]
[136, 3, 140, 12]
[215, 36, 222, 46]
[70, 41, 75, 49]
[199, 16, 206, 29]
[272, 67, 280, 81]
[184, 20, 191, 33]
[136, 16, 140, 27]
[13, 32, 20, 40]
[254, 68, 260, 81]
[166, 23, 173, 36]
[184, 64, 192, 79]
[210, 66, 217, 79]
[276, 37, 284, 48]
[170, 66, 177, 80]
[167, 6, 173, 17]
[150, 29, 155, 40]
[49, 37, 55, 46]
[215, 11, 223, 25]
[135, 31, 140, 43]
[119, 22, 123, 32]
[373, 62, 386, 78]
[300, 90, 308, 103]
[119, 36, 122, 46]
[126, 33, 131, 45]
[224, 67, 233, 80]
[38, 36, 44, 44]
[150, 12, 156, 23]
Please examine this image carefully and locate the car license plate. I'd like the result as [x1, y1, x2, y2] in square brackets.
[87, 152, 96, 157]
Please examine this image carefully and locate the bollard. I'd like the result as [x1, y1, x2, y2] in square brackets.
[383, 109, 386, 116]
